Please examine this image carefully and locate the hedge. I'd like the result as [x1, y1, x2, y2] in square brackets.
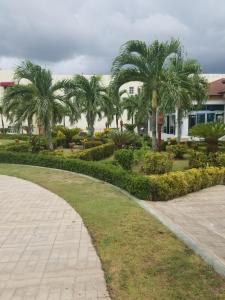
[71, 142, 115, 161]
[148, 167, 225, 201]
[0, 151, 224, 201]
[0, 151, 151, 199]
[0, 134, 30, 141]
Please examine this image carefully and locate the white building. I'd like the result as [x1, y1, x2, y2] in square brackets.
[0, 70, 225, 139]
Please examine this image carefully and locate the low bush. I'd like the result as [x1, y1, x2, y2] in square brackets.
[114, 149, 134, 170]
[0, 151, 224, 201]
[109, 130, 139, 149]
[0, 151, 151, 199]
[30, 136, 49, 153]
[189, 151, 208, 168]
[148, 167, 225, 201]
[83, 140, 103, 149]
[5, 142, 30, 152]
[0, 134, 30, 141]
[166, 144, 188, 159]
[209, 152, 225, 167]
[143, 152, 173, 174]
[72, 142, 115, 161]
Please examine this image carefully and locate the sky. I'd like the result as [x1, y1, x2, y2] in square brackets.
[0, 0, 225, 74]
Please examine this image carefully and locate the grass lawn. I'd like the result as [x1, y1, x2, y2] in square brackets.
[0, 164, 225, 299]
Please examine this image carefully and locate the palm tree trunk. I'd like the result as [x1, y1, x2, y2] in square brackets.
[116, 115, 119, 129]
[151, 90, 158, 151]
[1, 114, 5, 134]
[177, 108, 183, 144]
[28, 116, 33, 140]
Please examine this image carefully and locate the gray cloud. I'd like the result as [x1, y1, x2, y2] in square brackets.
[0, 0, 225, 74]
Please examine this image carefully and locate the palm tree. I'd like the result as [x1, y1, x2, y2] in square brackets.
[112, 39, 181, 150]
[160, 55, 208, 142]
[3, 61, 71, 148]
[60, 75, 106, 136]
[122, 94, 140, 124]
[0, 105, 5, 134]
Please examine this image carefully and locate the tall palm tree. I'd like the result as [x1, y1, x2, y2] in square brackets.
[112, 39, 180, 150]
[160, 55, 208, 142]
[61, 75, 106, 135]
[3, 61, 71, 148]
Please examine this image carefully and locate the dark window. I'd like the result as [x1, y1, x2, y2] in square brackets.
[197, 113, 205, 124]
[189, 115, 196, 128]
[129, 86, 134, 94]
[207, 113, 215, 123]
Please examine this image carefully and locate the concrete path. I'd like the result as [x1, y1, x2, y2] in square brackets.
[0, 175, 109, 300]
[142, 185, 225, 277]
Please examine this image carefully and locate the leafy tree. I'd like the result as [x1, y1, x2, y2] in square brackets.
[3, 61, 72, 148]
[189, 122, 225, 153]
[160, 54, 208, 142]
[112, 39, 181, 150]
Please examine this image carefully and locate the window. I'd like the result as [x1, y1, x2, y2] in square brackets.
[207, 113, 215, 123]
[129, 86, 134, 94]
[197, 113, 205, 124]
[189, 115, 196, 128]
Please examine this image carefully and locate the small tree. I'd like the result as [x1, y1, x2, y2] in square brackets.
[189, 122, 225, 153]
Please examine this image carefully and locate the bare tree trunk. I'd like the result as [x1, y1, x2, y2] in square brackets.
[151, 90, 158, 151]
[177, 108, 182, 144]
[28, 116, 33, 140]
[116, 115, 119, 129]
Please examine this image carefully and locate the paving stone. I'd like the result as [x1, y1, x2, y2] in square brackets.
[145, 185, 225, 269]
[0, 175, 110, 300]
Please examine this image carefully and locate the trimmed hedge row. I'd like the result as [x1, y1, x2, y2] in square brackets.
[0, 134, 30, 141]
[72, 142, 115, 161]
[149, 167, 225, 201]
[0, 151, 224, 201]
[0, 151, 150, 199]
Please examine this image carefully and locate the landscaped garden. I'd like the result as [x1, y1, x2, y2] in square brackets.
[1, 164, 225, 300]
[0, 38, 225, 298]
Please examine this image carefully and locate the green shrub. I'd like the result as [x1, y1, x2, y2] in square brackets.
[0, 134, 30, 141]
[189, 151, 207, 168]
[5, 143, 30, 152]
[0, 151, 151, 199]
[83, 140, 103, 149]
[72, 143, 115, 161]
[209, 152, 225, 167]
[148, 167, 225, 201]
[166, 144, 188, 159]
[109, 130, 139, 149]
[0, 151, 224, 201]
[114, 149, 134, 170]
[30, 136, 49, 153]
[143, 152, 173, 174]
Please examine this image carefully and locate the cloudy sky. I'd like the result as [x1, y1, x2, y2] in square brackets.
[0, 0, 225, 74]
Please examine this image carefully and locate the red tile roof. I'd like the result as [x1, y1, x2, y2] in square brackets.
[208, 78, 225, 96]
[0, 81, 14, 87]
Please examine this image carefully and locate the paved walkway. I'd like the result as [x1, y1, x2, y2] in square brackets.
[0, 175, 109, 300]
[142, 185, 225, 277]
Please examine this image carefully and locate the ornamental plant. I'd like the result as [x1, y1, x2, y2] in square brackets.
[189, 122, 225, 153]
[114, 149, 134, 170]
[143, 152, 173, 174]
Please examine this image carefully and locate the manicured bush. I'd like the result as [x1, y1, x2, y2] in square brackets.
[0, 151, 151, 199]
[148, 167, 225, 201]
[0, 151, 224, 201]
[114, 149, 134, 170]
[143, 152, 173, 174]
[0, 134, 30, 141]
[166, 144, 188, 159]
[83, 140, 103, 149]
[189, 151, 207, 168]
[209, 152, 225, 167]
[72, 142, 115, 161]
[5, 143, 30, 152]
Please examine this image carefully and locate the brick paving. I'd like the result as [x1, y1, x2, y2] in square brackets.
[145, 185, 225, 272]
[0, 175, 110, 300]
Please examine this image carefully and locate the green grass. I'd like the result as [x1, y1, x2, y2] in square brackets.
[172, 159, 189, 171]
[0, 139, 15, 146]
[0, 164, 225, 299]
